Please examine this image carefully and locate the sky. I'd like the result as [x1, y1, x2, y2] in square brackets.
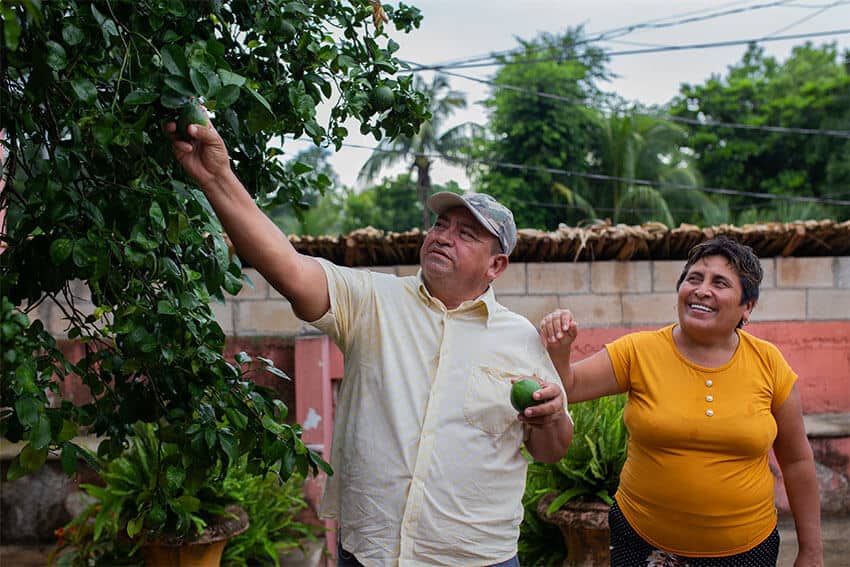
[286, 0, 850, 190]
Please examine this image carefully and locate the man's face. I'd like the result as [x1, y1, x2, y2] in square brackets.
[420, 206, 502, 290]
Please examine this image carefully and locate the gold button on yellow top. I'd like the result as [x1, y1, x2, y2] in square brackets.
[706, 409, 714, 417]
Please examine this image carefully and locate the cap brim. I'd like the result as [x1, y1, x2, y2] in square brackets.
[427, 192, 501, 242]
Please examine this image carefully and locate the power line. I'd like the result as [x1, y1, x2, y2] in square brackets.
[285, 137, 850, 207]
[423, 0, 800, 70]
[407, 28, 850, 71]
[425, 68, 850, 139]
[762, 0, 846, 37]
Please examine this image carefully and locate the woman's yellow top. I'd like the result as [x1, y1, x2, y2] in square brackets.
[607, 324, 797, 557]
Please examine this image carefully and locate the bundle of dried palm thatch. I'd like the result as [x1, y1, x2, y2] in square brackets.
[286, 220, 850, 266]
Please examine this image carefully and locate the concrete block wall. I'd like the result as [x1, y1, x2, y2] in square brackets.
[192, 256, 849, 338]
[31, 256, 849, 339]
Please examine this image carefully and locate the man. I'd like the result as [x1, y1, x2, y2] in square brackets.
[169, 118, 573, 566]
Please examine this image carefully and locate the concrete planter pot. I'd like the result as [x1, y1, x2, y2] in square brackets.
[139, 505, 249, 567]
[537, 493, 610, 567]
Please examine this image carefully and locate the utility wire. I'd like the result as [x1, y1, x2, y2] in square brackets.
[424, 0, 799, 70]
[407, 28, 850, 71]
[285, 137, 850, 207]
[425, 68, 850, 139]
[762, 0, 846, 37]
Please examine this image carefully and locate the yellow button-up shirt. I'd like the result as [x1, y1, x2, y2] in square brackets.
[311, 259, 567, 566]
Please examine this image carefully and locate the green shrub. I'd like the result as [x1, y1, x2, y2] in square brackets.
[519, 394, 628, 564]
[222, 460, 324, 566]
[518, 450, 567, 566]
[51, 422, 323, 566]
[545, 395, 628, 512]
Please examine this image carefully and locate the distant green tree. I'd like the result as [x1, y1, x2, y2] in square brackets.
[359, 74, 476, 228]
[669, 42, 850, 222]
[343, 173, 462, 232]
[266, 146, 344, 235]
[473, 28, 611, 229]
[589, 110, 724, 227]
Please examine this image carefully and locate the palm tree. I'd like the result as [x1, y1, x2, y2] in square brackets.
[359, 74, 477, 228]
[585, 111, 723, 227]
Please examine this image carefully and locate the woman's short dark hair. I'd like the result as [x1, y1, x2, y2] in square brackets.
[676, 236, 763, 306]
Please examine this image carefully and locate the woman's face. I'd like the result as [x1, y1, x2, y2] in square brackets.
[677, 255, 755, 337]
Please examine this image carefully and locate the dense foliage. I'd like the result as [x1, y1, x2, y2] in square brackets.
[670, 43, 850, 223]
[518, 395, 627, 564]
[0, 0, 428, 539]
[359, 74, 476, 228]
[473, 28, 611, 229]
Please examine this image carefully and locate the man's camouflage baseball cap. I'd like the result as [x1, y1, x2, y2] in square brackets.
[427, 192, 518, 255]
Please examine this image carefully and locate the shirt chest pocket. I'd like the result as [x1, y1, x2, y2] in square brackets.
[463, 366, 524, 435]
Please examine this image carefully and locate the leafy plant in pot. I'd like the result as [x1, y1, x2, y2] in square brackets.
[50, 419, 324, 566]
[522, 394, 628, 567]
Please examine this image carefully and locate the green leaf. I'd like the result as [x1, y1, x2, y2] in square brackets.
[14, 397, 41, 429]
[71, 79, 97, 103]
[265, 365, 290, 381]
[45, 41, 67, 70]
[157, 300, 176, 315]
[218, 69, 245, 87]
[161, 45, 189, 76]
[49, 238, 73, 265]
[247, 88, 274, 115]
[125, 90, 159, 106]
[177, 495, 200, 513]
[30, 415, 52, 449]
[21, 443, 49, 474]
[218, 433, 237, 463]
[149, 201, 166, 229]
[189, 68, 210, 97]
[164, 76, 196, 98]
[60, 442, 78, 475]
[57, 419, 78, 443]
[165, 465, 186, 492]
[102, 19, 118, 37]
[161, 93, 190, 109]
[223, 271, 243, 295]
[261, 415, 286, 435]
[224, 408, 248, 430]
[214, 84, 240, 109]
[62, 24, 85, 46]
[127, 516, 144, 538]
[2, 7, 21, 50]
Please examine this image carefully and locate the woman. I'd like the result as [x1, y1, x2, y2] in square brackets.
[539, 237, 823, 566]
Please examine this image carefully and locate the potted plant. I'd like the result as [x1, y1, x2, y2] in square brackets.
[522, 394, 628, 567]
[49, 420, 324, 567]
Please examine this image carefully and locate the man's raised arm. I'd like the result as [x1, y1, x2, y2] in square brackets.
[168, 120, 329, 322]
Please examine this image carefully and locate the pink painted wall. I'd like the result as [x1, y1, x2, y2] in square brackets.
[571, 321, 850, 415]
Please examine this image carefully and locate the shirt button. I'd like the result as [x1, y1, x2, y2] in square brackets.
[705, 379, 713, 387]
[706, 395, 714, 402]
[706, 409, 714, 417]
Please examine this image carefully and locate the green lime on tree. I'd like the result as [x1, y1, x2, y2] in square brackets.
[510, 378, 543, 412]
[176, 100, 209, 142]
[370, 85, 395, 111]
